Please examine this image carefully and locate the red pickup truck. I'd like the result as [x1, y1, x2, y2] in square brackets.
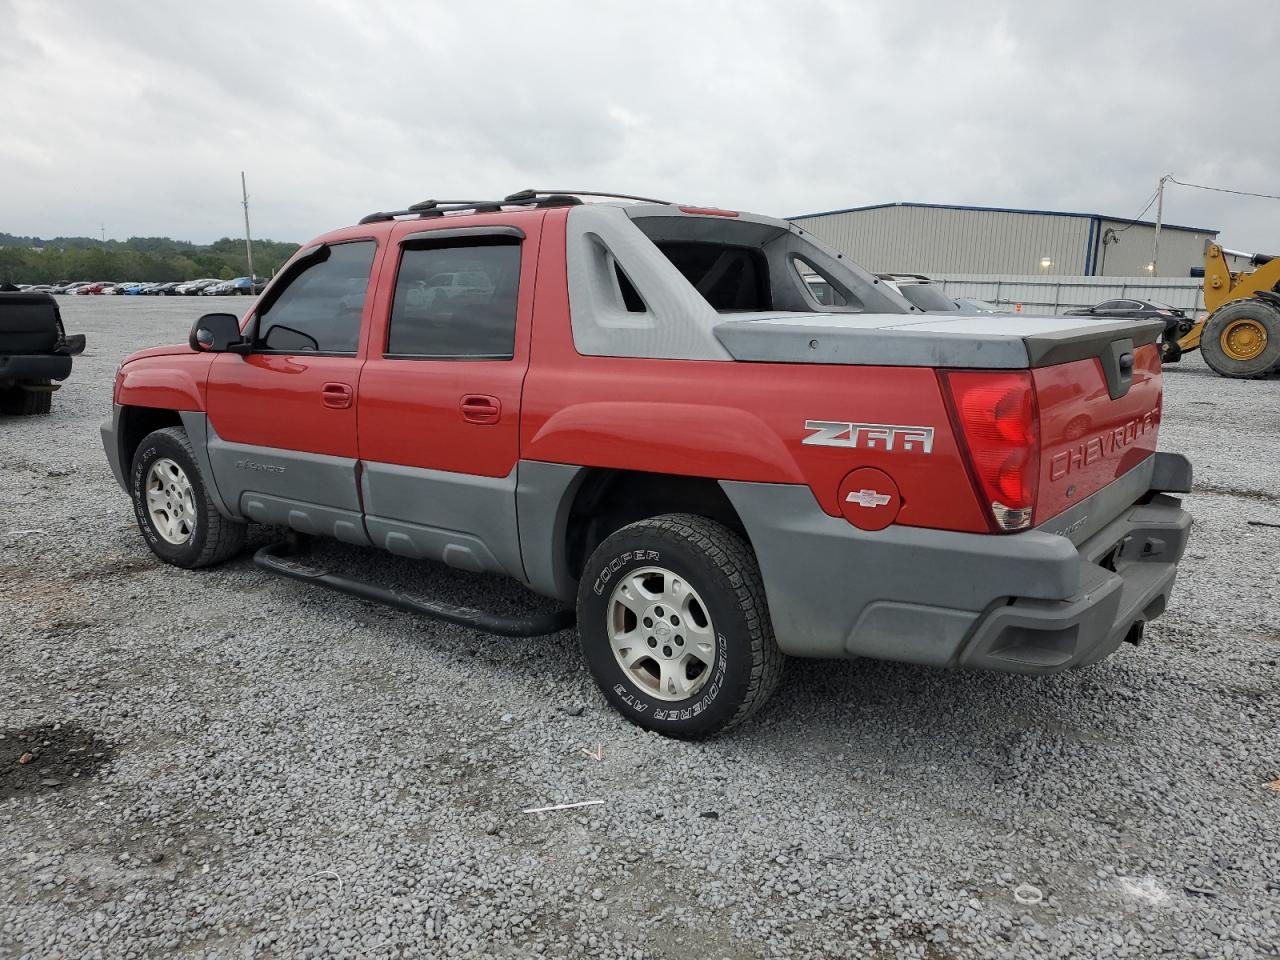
[102, 191, 1192, 737]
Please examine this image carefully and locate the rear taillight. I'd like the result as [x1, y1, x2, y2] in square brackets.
[941, 370, 1040, 532]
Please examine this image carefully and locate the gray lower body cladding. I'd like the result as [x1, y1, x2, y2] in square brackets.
[102, 404, 1192, 674]
[102, 406, 533, 580]
[720, 452, 1192, 674]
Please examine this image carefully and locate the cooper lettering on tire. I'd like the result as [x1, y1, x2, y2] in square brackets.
[576, 514, 783, 738]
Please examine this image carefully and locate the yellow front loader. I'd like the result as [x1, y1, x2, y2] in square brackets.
[1174, 243, 1280, 378]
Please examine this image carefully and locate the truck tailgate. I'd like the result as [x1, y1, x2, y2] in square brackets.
[1033, 343, 1163, 524]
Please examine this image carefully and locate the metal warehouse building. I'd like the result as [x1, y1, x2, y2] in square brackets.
[788, 202, 1219, 279]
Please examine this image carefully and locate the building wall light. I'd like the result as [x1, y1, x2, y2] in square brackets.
[1039, 257, 1053, 269]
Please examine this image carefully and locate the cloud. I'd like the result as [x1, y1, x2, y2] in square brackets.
[2, 0, 1276, 253]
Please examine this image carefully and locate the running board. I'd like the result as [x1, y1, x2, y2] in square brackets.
[253, 541, 576, 638]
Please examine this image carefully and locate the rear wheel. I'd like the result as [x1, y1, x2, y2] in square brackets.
[577, 514, 782, 738]
[1200, 299, 1280, 378]
[0, 381, 53, 416]
[129, 426, 246, 568]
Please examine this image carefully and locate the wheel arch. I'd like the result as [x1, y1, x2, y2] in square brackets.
[515, 462, 752, 603]
[118, 405, 184, 477]
[117, 406, 235, 518]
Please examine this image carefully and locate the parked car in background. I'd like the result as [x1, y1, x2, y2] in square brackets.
[231, 276, 267, 295]
[176, 279, 220, 295]
[144, 282, 183, 296]
[1064, 299, 1196, 361]
[877, 274, 963, 313]
[954, 297, 1005, 314]
[1, 291, 86, 415]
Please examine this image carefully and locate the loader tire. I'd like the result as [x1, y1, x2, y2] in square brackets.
[1200, 299, 1280, 379]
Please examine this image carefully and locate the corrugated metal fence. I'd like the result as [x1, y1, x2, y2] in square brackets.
[931, 274, 1206, 316]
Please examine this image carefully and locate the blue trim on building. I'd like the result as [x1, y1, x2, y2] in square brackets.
[1083, 216, 1098, 276]
[786, 200, 1217, 236]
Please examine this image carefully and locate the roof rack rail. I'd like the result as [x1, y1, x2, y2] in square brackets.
[358, 193, 585, 225]
[505, 188, 674, 204]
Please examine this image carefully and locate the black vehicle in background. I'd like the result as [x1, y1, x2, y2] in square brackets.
[1065, 299, 1197, 361]
[143, 281, 184, 296]
[0, 292, 86, 415]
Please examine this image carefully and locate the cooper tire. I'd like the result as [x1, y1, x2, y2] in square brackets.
[577, 513, 783, 739]
[1200, 299, 1280, 379]
[129, 426, 246, 568]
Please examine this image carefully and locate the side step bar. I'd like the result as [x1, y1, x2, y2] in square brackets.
[253, 541, 576, 638]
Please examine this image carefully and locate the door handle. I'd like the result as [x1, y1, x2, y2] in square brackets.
[460, 394, 501, 425]
[321, 382, 353, 409]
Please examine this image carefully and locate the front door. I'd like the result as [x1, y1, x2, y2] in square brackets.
[205, 238, 382, 544]
[356, 219, 541, 577]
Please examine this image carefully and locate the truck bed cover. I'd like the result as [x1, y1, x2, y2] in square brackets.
[714, 312, 1164, 369]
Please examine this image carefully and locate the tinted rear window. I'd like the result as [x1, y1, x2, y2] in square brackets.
[655, 242, 771, 312]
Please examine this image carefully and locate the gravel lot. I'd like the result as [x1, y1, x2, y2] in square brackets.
[1, 296, 1277, 959]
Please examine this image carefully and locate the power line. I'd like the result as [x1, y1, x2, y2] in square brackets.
[1112, 187, 1161, 234]
[1167, 177, 1280, 201]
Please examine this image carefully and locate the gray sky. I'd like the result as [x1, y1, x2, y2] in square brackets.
[3, 0, 1277, 253]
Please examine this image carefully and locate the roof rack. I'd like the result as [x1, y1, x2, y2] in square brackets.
[506, 189, 674, 204]
[357, 189, 673, 225]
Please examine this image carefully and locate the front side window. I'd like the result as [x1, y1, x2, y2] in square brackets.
[256, 240, 377, 353]
[387, 239, 521, 359]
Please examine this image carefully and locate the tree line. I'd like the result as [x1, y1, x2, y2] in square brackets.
[0, 233, 300, 284]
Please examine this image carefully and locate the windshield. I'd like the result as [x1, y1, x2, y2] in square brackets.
[898, 284, 960, 312]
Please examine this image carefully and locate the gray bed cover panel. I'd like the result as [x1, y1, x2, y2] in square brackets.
[713, 312, 1163, 369]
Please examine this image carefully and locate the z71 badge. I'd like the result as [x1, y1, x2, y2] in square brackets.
[803, 420, 935, 454]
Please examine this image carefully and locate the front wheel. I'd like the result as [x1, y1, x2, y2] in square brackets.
[129, 426, 246, 568]
[577, 514, 783, 738]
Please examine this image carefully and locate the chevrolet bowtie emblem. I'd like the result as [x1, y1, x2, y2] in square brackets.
[846, 489, 892, 508]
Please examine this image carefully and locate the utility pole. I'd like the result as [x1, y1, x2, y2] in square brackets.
[241, 171, 255, 281]
[100, 224, 105, 247]
[1151, 173, 1171, 276]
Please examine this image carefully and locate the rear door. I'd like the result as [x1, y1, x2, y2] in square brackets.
[356, 218, 541, 578]
[205, 238, 382, 544]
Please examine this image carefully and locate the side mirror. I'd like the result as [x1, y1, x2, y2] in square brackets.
[189, 313, 248, 353]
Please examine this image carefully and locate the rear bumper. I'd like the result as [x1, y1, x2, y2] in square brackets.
[957, 492, 1189, 673]
[720, 452, 1192, 674]
[0, 353, 73, 384]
